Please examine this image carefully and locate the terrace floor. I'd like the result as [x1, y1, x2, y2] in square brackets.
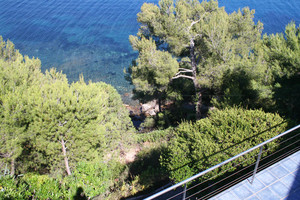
[209, 150, 300, 200]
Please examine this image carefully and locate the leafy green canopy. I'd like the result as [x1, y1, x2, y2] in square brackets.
[130, 36, 179, 96]
[130, 0, 264, 117]
[263, 22, 300, 78]
[0, 37, 135, 177]
[0, 161, 125, 199]
[160, 107, 288, 182]
[212, 22, 300, 115]
[263, 22, 300, 120]
[0, 36, 42, 175]
[27, 71, 135, 174]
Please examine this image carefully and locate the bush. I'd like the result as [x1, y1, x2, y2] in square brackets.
[127, 144, 169, 196]
[160, 107, 289, 182]
[0, 161, 126, 199]
[138, 128, 174, 143]
[0, 175, 29, 199]
[63, 161, 125, 198]
[0, 174, 67, 199]
[23, 174, 63, 199]
[139, 117, 156, 132]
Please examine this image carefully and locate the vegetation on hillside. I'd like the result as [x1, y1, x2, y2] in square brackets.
[129, 0, 299, 123]
[160, 107, 288, 182]
[0, 36, 136, 199]
[0, 0, 299, 199]
[126, 0, 299, 197]
[129, 0, 265, 119]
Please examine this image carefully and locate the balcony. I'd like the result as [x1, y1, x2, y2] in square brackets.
[144, 125, 300, 200]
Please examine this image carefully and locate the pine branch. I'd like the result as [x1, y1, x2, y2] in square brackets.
[178, 68, 193, 72]
[188, 19, 201, 32]
[187, 13, 207, 32]
[172, 74, 195, 80]
[174, 69, 193, 77]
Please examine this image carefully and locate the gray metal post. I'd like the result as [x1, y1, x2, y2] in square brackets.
[249, 146, 263, 184]
[182, 184, 187, 200]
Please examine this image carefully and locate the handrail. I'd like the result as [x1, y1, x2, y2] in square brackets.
[144, 124, 300, 200]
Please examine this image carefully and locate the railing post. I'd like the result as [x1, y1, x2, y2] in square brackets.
[249, 146, 263, 184]
[182, 184, 187, 200]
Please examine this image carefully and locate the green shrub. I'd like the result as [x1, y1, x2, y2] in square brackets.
[138, 128, 174, 143]
[139, 117, 156, 131]
[0, 174, 66, 199]
[0, 160, 127, 199]
[62, 161, 125, 198]
[23, 174, 63, 199]
[128, 144, 169, 193]
[160, 107, 289, 182]
[0, 176, 29, 199]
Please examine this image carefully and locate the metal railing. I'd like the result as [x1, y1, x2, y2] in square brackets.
[145, 124, 300, 200]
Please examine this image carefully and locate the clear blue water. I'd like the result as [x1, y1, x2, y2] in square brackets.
[0, 0, 299, 103]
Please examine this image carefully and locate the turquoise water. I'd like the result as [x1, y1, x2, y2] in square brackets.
[0, 0, 299, 102]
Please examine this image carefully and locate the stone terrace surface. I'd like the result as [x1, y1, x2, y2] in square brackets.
[209, 151, 300, 200]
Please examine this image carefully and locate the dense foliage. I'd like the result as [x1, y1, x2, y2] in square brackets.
[263, 22, 300, 121]
[215, 22, 300, 120]
[0, 36, 135, 199]
[130, 0, 265, 118]
[0, 0, 299, 198]
[160, 107, 288, 182]
[0, 37, 43, 175]
[0, 161, 125, 199]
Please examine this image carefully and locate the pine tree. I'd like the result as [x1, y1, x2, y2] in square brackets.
[0, 37, 42, 175]
[130, 0, 263, 118]
[0, 37, 135, 176]
[263, 22, 300, 120]
[28, 70, 135, 175]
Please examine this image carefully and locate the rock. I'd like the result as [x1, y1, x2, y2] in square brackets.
[147, 109, 156, 116]
[141, 100, 158, 113]
[154, 104, 160, 112]
[141, 103, 152, 112]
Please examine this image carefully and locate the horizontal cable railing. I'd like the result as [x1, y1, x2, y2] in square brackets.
[145, 124, 300, 200]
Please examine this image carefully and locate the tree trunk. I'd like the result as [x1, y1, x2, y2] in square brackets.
[190, 38, 202, 120]
[61, 138, 71, 176]
[195, 89, 202, 120]
[158, 98, 162, 112]
[10, 159, 15, 176]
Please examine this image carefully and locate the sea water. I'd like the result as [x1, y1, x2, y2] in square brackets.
[0, 0, 299, 103]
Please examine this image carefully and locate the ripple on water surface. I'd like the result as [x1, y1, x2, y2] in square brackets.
[0, 0, 299, 104]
